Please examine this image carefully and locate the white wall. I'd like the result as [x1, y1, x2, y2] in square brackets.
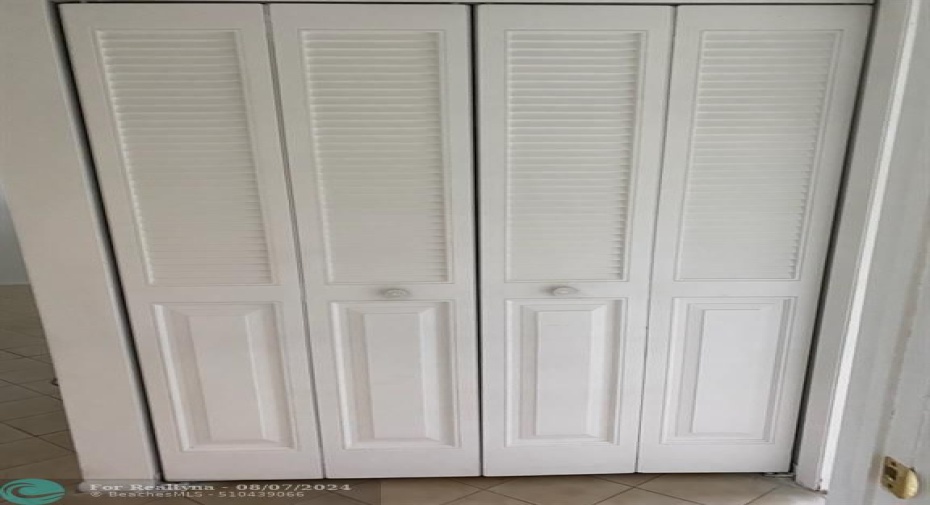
[826, 1, 930, 502]
[0, 184, 28, 284]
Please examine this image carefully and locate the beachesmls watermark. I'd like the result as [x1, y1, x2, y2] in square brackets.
[0, 479, 66, 505]
[83, 482, 363, 501]
[0, 479, 372, 502]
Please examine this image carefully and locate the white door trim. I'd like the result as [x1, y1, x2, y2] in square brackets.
[870, 239, 930, 505]
[817, 0, 930, 501]
[794, 0, 927, 491]
[0, 0, 160, 485]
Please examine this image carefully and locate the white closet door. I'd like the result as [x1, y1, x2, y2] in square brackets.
[271, 5, 479, 478]
[478, 5, 673, 475]
[62, 5, 322, 480]
[639, 5, 870, 472]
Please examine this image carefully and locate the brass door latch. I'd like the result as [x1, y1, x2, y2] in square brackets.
[882, 456, 920, 499]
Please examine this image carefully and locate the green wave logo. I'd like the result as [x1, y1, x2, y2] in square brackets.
[0, 479, 66, 505]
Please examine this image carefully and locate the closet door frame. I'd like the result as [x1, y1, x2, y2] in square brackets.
[0, 0, 913, 487]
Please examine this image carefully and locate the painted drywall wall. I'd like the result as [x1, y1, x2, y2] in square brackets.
[0, 184, 28, 284]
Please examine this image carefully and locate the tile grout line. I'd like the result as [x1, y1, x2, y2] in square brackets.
[587, 474, 666, 488]
[327, 491, 372, 505]
[480, 487, 542, 505]
[0, 433, 75, 451]
[298, 491, 369, 505]
[623, 475, 710, 505]
[0, 422, 34, 440]
[743, 487, 780, 505]
[629, 475, 664, 488]
[481, 480, 633, 505]
[0, 409, 66, 425]
[7, 355, 51, 361]
[451, 477, 513, 491]
[17, 383, 63, 398]
[591, 484, 638, 505]
[0, 453, 77, 476]
[449, 479, 543, 505]
[623, 487, 706, 505]
[433, 484, 483, 505]
[36, 430, 73, 451]
[630, 475, 791, 505]
[591, 486, 636, 505]
[0, 383, 61, 401]
[0, 417, 70, 445]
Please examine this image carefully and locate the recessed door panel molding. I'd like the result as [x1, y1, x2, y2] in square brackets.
[62, 4, 323, 481]
[478, 5, 673, 475]
[333, 302, 458, 449]
[271, 4, 479, 478]
[154, 303, 297, 450]
[640, 5, 871, 472]
[660, 298, 794, 444]
[506, 300, 625, 446]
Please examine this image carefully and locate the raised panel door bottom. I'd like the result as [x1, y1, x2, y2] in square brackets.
[153, 303, 298, 451]
[331, 301, 460, 450]
[505, 299, 626, 447]
[660, 297, 795, 445]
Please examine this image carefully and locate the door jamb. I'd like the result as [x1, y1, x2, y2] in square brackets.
[794, 0, 925, 492]
[0, 0, 160, 485]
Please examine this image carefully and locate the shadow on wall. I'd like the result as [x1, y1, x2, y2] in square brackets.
[0, 184, 28, 285]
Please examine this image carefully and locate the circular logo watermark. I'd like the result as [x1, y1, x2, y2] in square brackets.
[0, 479, 66, 505]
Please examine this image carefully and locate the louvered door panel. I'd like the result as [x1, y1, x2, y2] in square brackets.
[640, 6, 870, 472]
[63, 5, 323, 480]
[478, 5, 672, 475]
[678, 31, 840, 281]
[272, 5, 479, 478]
[96, 30, 273, 286]
[302, 31, 450, 283]
[507, 31, 642, 282]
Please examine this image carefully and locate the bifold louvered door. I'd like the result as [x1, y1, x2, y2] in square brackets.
[270, 5, 480, 478]
[638, 6, 870, 472]
[66, 1, 871, 480]
[61, 5, 323, 480]
[478, 5, 673, 475]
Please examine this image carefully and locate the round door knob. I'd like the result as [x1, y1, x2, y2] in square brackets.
[382, 288, 410, 299]
[550, 286, 579, 296]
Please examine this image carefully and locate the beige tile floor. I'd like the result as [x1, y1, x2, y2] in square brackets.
[0, 285, 826, 504]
